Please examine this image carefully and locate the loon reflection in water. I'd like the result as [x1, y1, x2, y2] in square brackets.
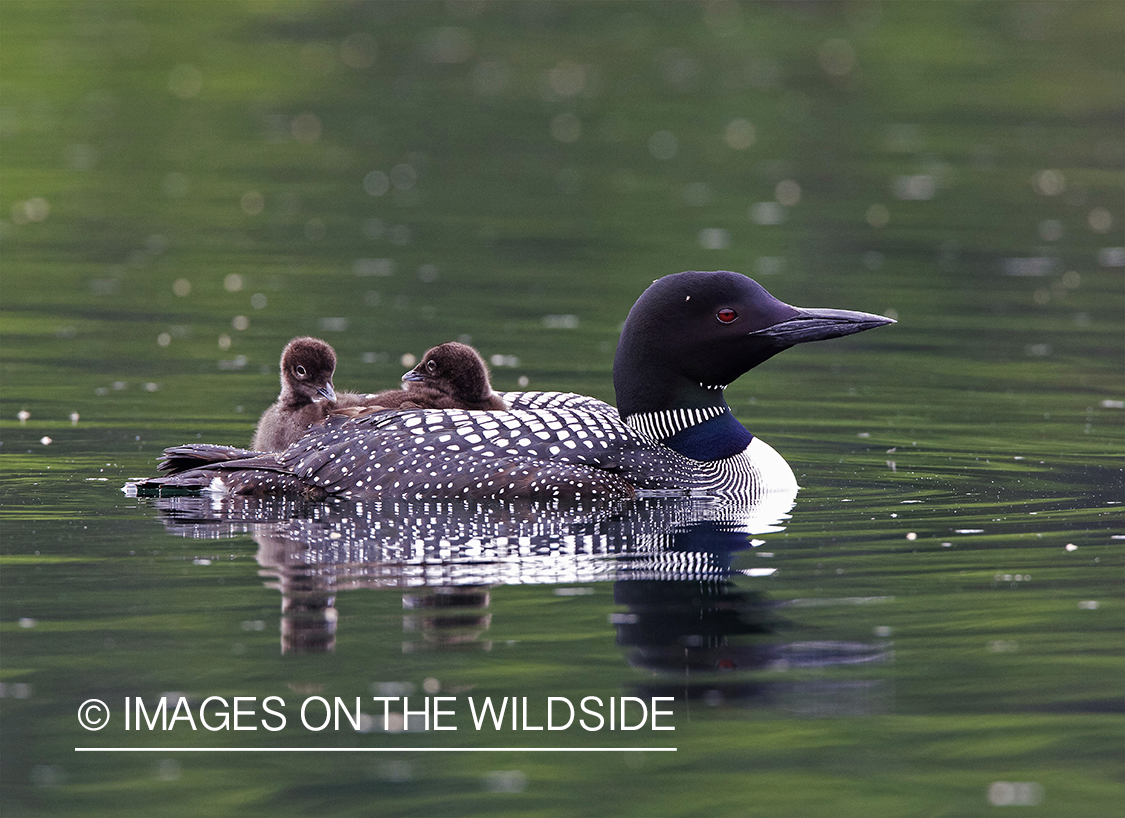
[147, 492, 892, 713]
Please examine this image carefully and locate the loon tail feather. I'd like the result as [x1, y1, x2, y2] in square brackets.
[159, 443, 262, 474]
[130, 443, 325, 499]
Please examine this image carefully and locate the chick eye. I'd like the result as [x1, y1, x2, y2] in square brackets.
[295, 365, 307, 377]
[426, 360, 438, 374]
[716, 308, 738, 324]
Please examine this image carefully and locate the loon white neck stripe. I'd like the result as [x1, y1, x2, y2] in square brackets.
[624, 406, 727, 441]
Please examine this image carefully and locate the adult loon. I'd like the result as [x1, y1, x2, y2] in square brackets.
[131, 271, 893, 501]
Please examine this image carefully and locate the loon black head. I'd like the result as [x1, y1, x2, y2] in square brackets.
[402, 342, 494, 403]
[278, 337, 338, 406]
[613, 271, 893, 456]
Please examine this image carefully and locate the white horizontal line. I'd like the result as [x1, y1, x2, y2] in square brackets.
[76, 747, 677, 753]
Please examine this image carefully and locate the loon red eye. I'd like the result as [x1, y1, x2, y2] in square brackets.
[716, 308, 738, 324]
[295, 365, 307, 377]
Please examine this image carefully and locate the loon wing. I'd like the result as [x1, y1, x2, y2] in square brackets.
[130, 405, 686, 501]
[278, 407, 661, 501]
[499, 390, 621, 419]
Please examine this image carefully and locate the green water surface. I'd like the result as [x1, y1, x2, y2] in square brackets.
[1, 2, 1122, 816]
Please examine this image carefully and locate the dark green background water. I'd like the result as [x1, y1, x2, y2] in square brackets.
[1, 2, 1122, 816]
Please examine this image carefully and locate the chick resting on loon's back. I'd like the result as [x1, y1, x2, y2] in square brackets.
[335, 341, 507, 415]
[253, 338, 506, 451]
[132, 271, 894, 501]
[252, 337, 366, 453]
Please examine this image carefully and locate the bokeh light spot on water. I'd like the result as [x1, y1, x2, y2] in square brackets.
[375, 760, 413, 782]
[483, 770, 527, 794]
[318, 317, 348, 333]
[884, 123, 923, 153]
[987, 781, 1043, 807]
[755, 256, 785, 276]
[162, 172, 189, 198]
[11, 198, 50, 224]
[291, 112, 322, 144]
[1087, 207, 1112, 233]
[167, 64, 202, 99]
[155, 759, 182, 782]
[232, 315, 249, 331]
[892, 175, 935, 201]
[363, 170, 390, 196]
[241, 191, 264, 215]
[423, 27, 474, 64]
[542, 314, 578, 329]
[400, 352, 416, 368]
[750, 202, 784, 226]
[250, 294, 267, 310]
[64, 143, 97, 170]
[355, 258, 395, 277]
[305, 219, 326, 241]
[30, 765, 64, 788]
[648, 130, 677, 161]
[1033, 169, 1065, 196]
[1001, 257, 1056, 277]
[698, 228, 730, 250]
[1098, 247, 1125, 267]
[657, 47, 699, 92]
[157, 332, 171, 347]
[1037, 219, 1063, 242]
[859, 250, 886, 270]
[224, 273, 243, 292]
[547, 61, 586, 97]
[682, 182, 713, 207]
[218, 334, 231, 351]
[417, 264, 438, 283]
[340, 32, 377, 70]
[390, 163, 417, 191]
[550, 112, 581, 144]
[818, 38, 856, 77]
[724, 118, 755, 151]
[362, 218, 385, 240]
[775, 180, 800, 206]
[473, 61, 510, 96]
[866, 203, 890, 228]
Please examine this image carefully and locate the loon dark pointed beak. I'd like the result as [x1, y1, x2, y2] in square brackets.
[402, 369, 424, 383]
[750, 307, 895, 346]
[317, 383, 337, 402]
